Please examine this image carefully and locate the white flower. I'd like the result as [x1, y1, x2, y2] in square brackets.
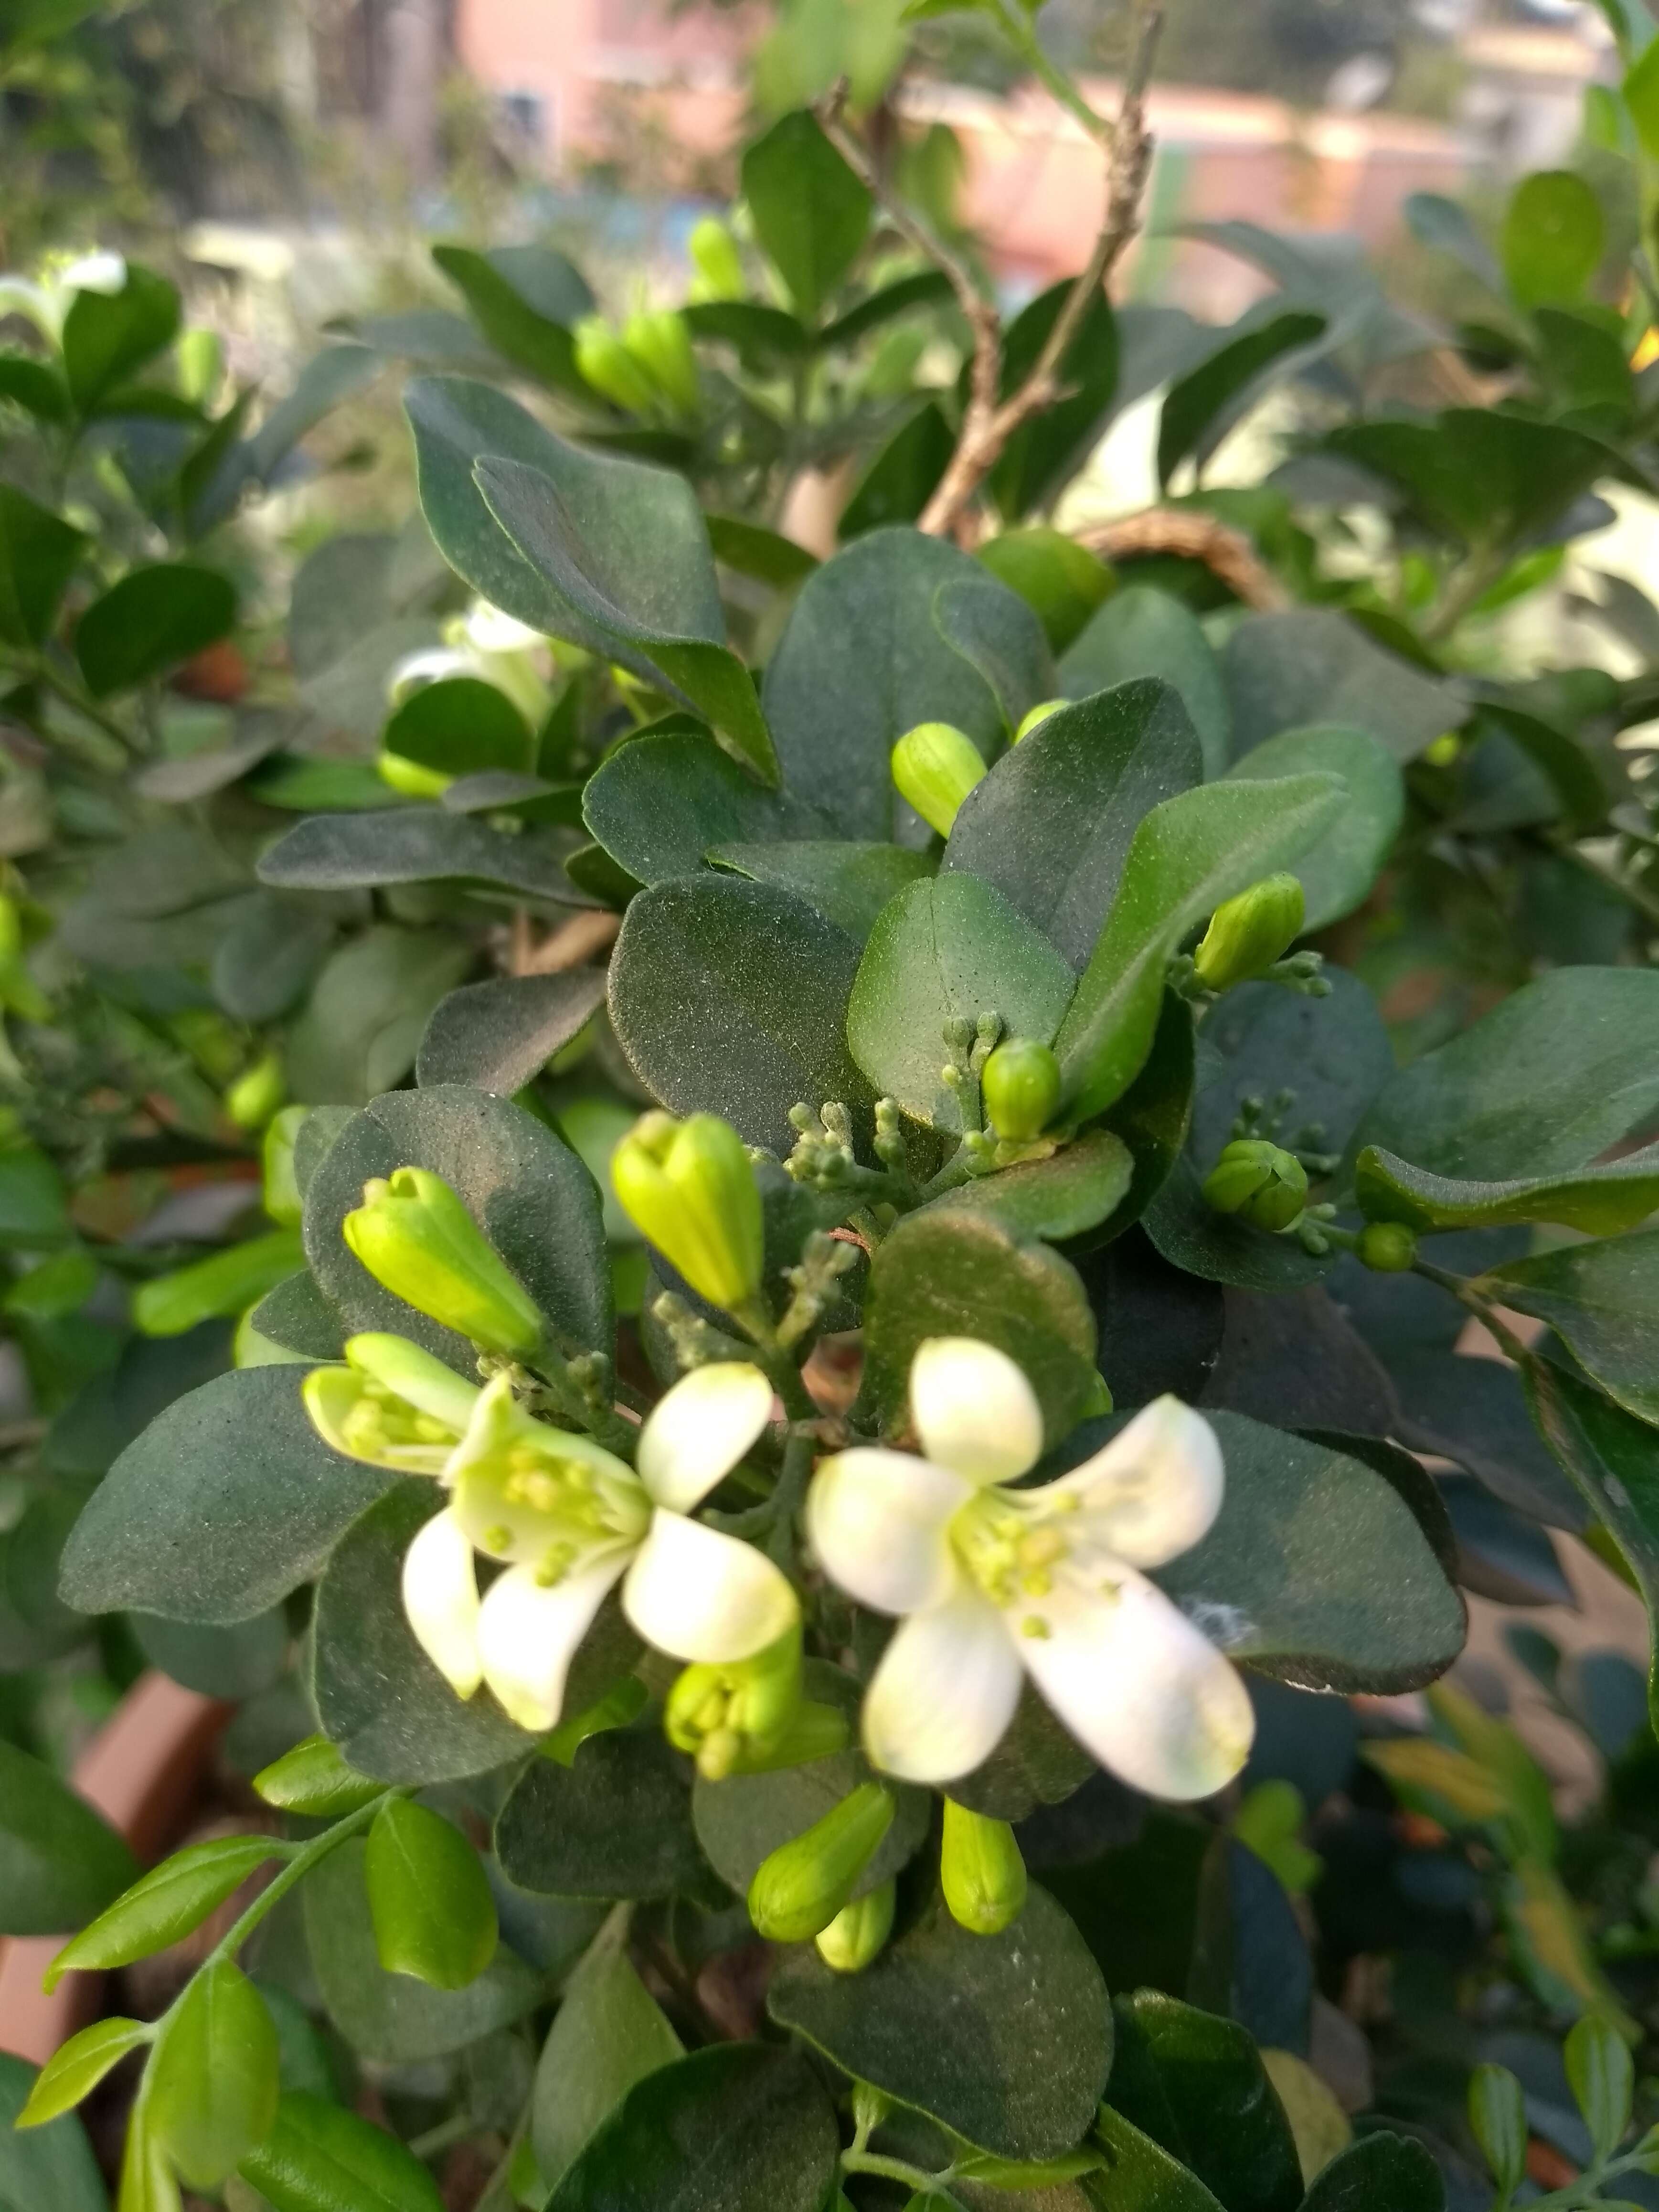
[806, 1337, 1254, 1800]
[308, 1337, 795, 1733]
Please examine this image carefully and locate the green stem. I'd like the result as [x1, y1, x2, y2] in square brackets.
[1422, 542, 1507, 646]
[27, 659, 143, 754]
[202, 1790, 392, 1973]
[1410, 1257, 1532, 1364]
[840, 2148, 968, 2206]
[989, 0, 1111, 144]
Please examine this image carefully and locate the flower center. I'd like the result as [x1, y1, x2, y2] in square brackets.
[343, 1382, 458, 1466]
[949, 1487, 1080, 1611]
[454, 1440, 650, 1579]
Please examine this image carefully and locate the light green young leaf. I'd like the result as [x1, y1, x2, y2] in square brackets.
[531, 1918, 683, 2187]
[1564, 2012, 1634, 2163]
[740, 111, 872, 322]
[363, 1798, 498, 1991]
[149, 1960, 281, 2189]
[237, 2088, 446, 2212]
[45, 1834, 283, 1990]
[1468, 2063, 1527, 2194]
[252, 1735, 385, 1821]
[16, 2017, 150, 2127]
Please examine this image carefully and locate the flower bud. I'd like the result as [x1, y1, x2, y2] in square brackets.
[664, 1622, 805, 1779]
[343, 1167, 545, 1357]
[1192, 872, 1306, 992]
[1358, 1220, 1417, 1273]
[623, 308, 701, 419]
[611, 1111, 764, 1316]
[940, 1800, 1027, 1936]
[747, 1782, 895, 1943]
[574, 315, 659, 414]
[891, 722, 986, 837]
[815, 1879, 895, 1973]
[688, 214, 745, 302]
[1202, 1139, 1308, 1233]
[225, 1051, 286, 1132]
[262, 1105, 306, 1227]
[981, 1038, 1062, 1141]
[304, 1331, 479, 1473]
[1014, 698, 1067, 743]
[376, 748, 453, 799]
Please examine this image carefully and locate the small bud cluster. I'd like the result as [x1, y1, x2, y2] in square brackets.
[785, 1099, 864, 1191]
[574, 308, 700, 421]
[776, 1229, 859, 1348]
[1202, 1139, 1308, 1233]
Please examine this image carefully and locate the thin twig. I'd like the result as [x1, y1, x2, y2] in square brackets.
[511, 907, 621, 975]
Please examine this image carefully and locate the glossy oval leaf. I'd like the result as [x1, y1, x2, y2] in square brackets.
[1356, 1141, 1659, 1237]
[1297, 2130, 1446, 2212]
[432, 241, 592, 395]
[382, 675, 533, 778]
[918, 1128, 1134, 1243]
[741, 111, 871, 322]
[1190, 967, 1393, 1177]
[238, 2088, 446, 2212]
[1477, 1234, 1659, 1425]
[1502, 169, 1604, 308]
[258, 808, 592, 904]
[711, 840, 934, 942]
[149, 1960, 280, 2189]
[364, 1797, 498, 1989]
[1159, 308, 1326, 486]
[45, 1834, 279, 1989]
[1223, 609, 1457, 765]
[61, 262, 179, 413]
[1105, 1989, 1301, 2212]
[16, 2017, 149, 2127]
[495, 1726, 706, 1899]
[0, 484, 85, 648]
[531, 1924, 683, 2189]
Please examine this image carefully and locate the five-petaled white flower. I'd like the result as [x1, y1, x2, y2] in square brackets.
[307, 1336, 795, 1734]
[806, 1337, 1255, 1799]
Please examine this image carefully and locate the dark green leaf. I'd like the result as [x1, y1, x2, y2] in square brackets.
[840, 401, 953, 539]
[940, 1682, 1095, 1824]
[1404, 192, 1502, 293]
[0, 2053, 109, 2212]
[44, 1835, 278, 1984]
[213, 893, 340, 1025]
[245, 343, 385, 481]
[1476, 1234, 1659, 1425]
[920, 1130, 1134, 1243]
[0, 352, 70, 423]
[770, 1885, 1111, 2162]
[1095, 991, 1199, 1242]
[931, 570, 1054, 734]
[0, 1741, 138, 1936]
[582, 730, 826, 885]
[681, 299, 810, 367]
[988, 279, 1120, 522]
[149, 1960, 280, 2189]
[1159, 309, 1326, 486]
[257, 808, 591, 903]
[847, 874, 1076, 1127]
[1059, 592, 1229, 780]
[711, 840, 935, 941]
[238, 2089, 446, 2212]
[59, 1366, 395, 1623]
[133, 1610, 289, 1697]
[495, 1725, 707, 1898]
[416, 970, 606, 1093]
[741, 111, 871, 321]
[74, 562, 235, 696]
[0, 484, 85, 648]
[1223, 610, 1457, 764]
[1502, 170, 1604, 308]
[1224, 725, 1402, 929]
[532, 1924, 683, 2189]
[1298, 2131, 1446, 2212]
[705, 511, 819, 587]
[977, 526, 1115, 656]
[548, 2043, 839, 2212]
[1357, 1142, 1659, 1237]
[1091, 2106, 1227, 2211]
[383, 675, 533, 778]
[61, 263, 179, 414]
[945, 678, 1204, 968]
[432, 242, 593, 395]
[1202, 1289, 1397, 1440]
[364, 1798, 497, 1989]
[608, 873, 871, 1153]
[819, 267, 954, 350]
[286, 928, 472, 1106]
[1386, 1348, 1584, 1530]
[1104, 1989, 1301, 2212]
[862, 1209, 1097, 1445]
[1318, 411, 1617, 551]
[1189, 968, 1394, 1177]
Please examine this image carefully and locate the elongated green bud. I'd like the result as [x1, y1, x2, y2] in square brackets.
[132, 1228, 305, 1339]
[747, 1782, 895, 1943]
[1202, 1139, 1308, 1234]
[664, 1622, 805, 1779]
[981, 1038, 1061, 1141]
[1014, 698, 1066, 743]
[262, 1104, 306, 1227]
[815, 1878, 896, 1972]
[1192, 872, 1305, 991]
[688, 214, 745, 302]
[225, 1050, 285, 1132]
[611, 1110, 763, 1315]
[891, 722, 986, 837]
[941, 1800, 1027, 1935]
[1358, 1221, 1416, 1273]
[624, 308, 701, 418]
[574, 315, 659, 414]
[377, 748, 452, 799]
[343, 1167, 545, 1356]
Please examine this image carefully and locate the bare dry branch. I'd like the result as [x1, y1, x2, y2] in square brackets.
[1074, 508, 1288, 611]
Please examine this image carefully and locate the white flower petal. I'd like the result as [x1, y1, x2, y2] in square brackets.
[388, 646, 471, 703]
[862, 1575, 1022, 1784]
[402, 1508, 483, 1700]
[1018, 1562, 1254, 1801]
[623, 1511, 797, 1663]
[806, 1447, 970, 1616]
[1043, 1397, 1224, 1568]
[463, 599, 544, 654]
[60, 251, 127, 296]
[637, 1361, 774, 1512]
[910, 1337, 1043, 1486]
[476, 1551, 630, 1734]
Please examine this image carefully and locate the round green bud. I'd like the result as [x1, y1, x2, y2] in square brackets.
[343, 1166, 545, 1357]
[747, 1782, 895, 1944]
[1202, 1139, 1308, 1234]
[815, 1878, 896, 1972]
[573, 315, 659, 415]
[981, 1037, 1062, 1141]
[688, 214, 745, 302]
[1192, 872, 1306, 992]
[376, 748, 452, 799]
[611, 1109, 764, 1316]
[1014, 698, 1067, 743]
[891, 722, 986, 837]
[940, 1800, 1028, 1936]
[225, 1050, 286, 1133]
[623, 308, 700, 419]
[1358, 1220, 1417, 1273]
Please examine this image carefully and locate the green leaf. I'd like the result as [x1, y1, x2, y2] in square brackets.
[977, 526, 1115, 656]
[681, 298, 810, 368]
[364, 1798, 497, 1989]
[946, 680, 1203, 970]
[0, 484, 85, 648]
[1534, 305, 1635, 424]
[44, 1835, 280, 1989]
[711, 840, 935, 942]
[705, 512, 819, 587]
[16, 2018, 149, 2127]
[1318, 411, 1617, 551]
[1159, 308, 1325, 486]
[1475, 1234, 1659, 1425]
[238, 2089, 446, 2212]
[1091, 2106, 1228, 2211]
[1356, 1142, 1659, 1237]
[249, 1273, 346, 1362]
[839, 401, 954, 539]
[61, 263, 180, 414]
[1059, 591, 1229, 781]
[531, 1920, 683, 2188]
[0, 2053, 110, 2212]
[769, 1885, 1111, 2162]
[1190, 968, 1393, 1176]
[416, 969, 606, 1093]
[0, 1741, 137, 1936]
[762, 529, 1046, 840]
[149, 1960, 281, 2189]
[847, 874, 1077, 1128]
[254, 1735, 384, 1820]
[920, 1129, 1134, 1243]
[1095, 989, 1198, 1243]
[819, 267, 954, 350]
[987, 279, 1120, 521]
[286, 928, 473, 1106]
[1138, 1412, 1466, 1692]
[132, 1611, 289, 1697]
[1565, 2012, 1633, 2162]
[1468, 2063, 1527, 2196]
[405, 373, 723, 664]
[1353, 968, 1659, 1180]
[257, 808, 591, 903]
[74, 562, 236, 697]
[0, 352, 70, 421]
[432, 242, 594, 395]
[548, 2043, 839, 2212]
[741, 111, 872, 321]
[1502, 170, 1604, 308]
[582, 730, 826, 885]
[1054, 775, 1345, 1123]
[304, 1838, 539, 2063]
[476, 455, 777, 783]
[1105, 1989, 1301, 2212]
[1627, 36, 1659, 157]
[383, 675, 533, 778]
[58, 1365, 395, 1623]
[861, 1209, 1097, 1445]
[1405, 191, 1503, 293]
[245, 343, 385, 483]
[943, 1683, 1095, 1823]
[301, 1085, 610, 1371]
[1296, 2132, 1446, 2212]
[494, 1724, 707, 1899]
[132, 1228, 305, 1338]
[1223, 609, 1457, 764]
[1224, 725, 1402, 930]
[608, 873, 871, 1153]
